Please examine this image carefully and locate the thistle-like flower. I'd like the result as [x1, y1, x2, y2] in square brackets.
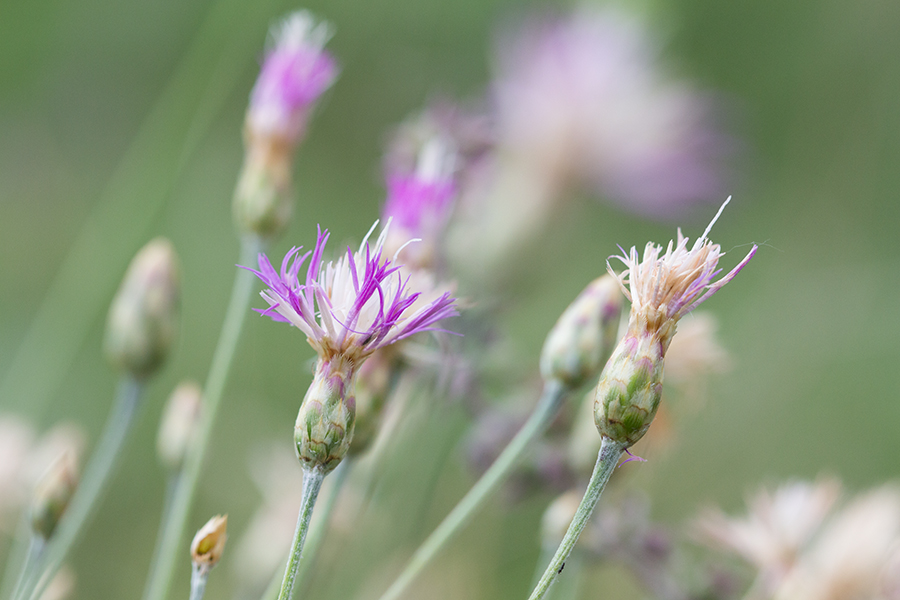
[235, 11, 338, 238]
[381, 137, 457, 269]
[246, 222, 458, 471]
[247, 12, 337, 144]
[594, 199, 756, 446]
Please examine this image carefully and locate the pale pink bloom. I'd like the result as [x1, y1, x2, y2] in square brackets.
[247, 11, 337, 143]
[608, 199, 757, 331]
[493, 7, 730, 216]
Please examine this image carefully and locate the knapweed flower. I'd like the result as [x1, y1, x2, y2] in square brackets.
[594, 199, 756, 446]
[493, 7, 730, 217]
[382, 137, 457, 269]
[235, 11, 338, 238]
[246, 222, 458, 471]
[247, 11, 337, 144]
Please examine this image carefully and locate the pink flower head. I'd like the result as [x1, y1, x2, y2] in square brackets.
[381, 138, 458, 267]
[607, 198, 757, 329]
[247, 11, 338, 142]
[245, 222, 458, 361]
[494, 7, 730, 217]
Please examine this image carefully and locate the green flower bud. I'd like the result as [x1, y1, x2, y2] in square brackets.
[540, 275, 623, 390]
[593, 320, 673, 447]
[191, 514, 228, 571]
[232, 135, 293, 240]
[157, 381, 203, 472]
[348, 350, 397, 457]
[31, 453, 78, 540]
[294, 357, 356, 473]
[103, 238, 180, 379]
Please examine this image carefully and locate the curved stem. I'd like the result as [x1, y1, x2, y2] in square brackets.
[278, 467, 326, 600]
[0, 519, 33, 600]
[189, 564, 209, 600]
[291, 459, 351, 596]
[377, 380, 568, 600]
[21, 376, 144, 600]
[9, 539, 43, 600]
[528, 437, 625, 600]
[143, 236, 262, 600]
[141, 473, 180, 600]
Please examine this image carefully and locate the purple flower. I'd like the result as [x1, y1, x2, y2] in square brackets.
[380, 137, 459, 269]
[493, 7, 731, 217]
[245, 222, 458, 361]
[247, 12, 338, 143]
[606, 198, 757, 328]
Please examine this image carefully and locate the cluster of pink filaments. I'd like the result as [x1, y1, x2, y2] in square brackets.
[245, 223, 458, 360]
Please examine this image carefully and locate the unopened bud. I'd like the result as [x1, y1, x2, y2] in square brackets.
[593, 320, 671, 447]
[294, 357, 356, 473]
[191, 514, 228, 570]
[31, 453, 78, 540]
[348, 351, 396, 457]
[104, 238, 180, 378]
[157, 381, 203, 472]
[232, 139, 293, 239]
[235, 11, 337, 240]
[540, 275, 623, 389]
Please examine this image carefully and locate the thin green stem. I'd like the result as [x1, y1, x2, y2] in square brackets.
[0, 519, 33, 600]
[20, 376, 144, 600]
[260, 460, 352, 600]
[141, 473, 180, 600]
[377, 380, 569, 600]
[278, 467, 326, 600]
[189, 564, 209, 600]
[9, 539, 43, 600]
[143, 236, 262, 600]
[292, 459, 351, 596]
[528, 437, 625, 600]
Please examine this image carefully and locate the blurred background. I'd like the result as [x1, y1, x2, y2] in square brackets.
[1, 0, 899, 598]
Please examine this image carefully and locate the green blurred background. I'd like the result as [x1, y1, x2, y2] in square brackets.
[1, 0, 899, 598]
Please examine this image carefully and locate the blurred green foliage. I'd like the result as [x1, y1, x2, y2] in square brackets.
[1, 0, 899, 598]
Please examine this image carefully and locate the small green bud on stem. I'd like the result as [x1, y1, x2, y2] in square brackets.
[233, 133, 293, 240]
[294, 356, 357, 473]
[104, 238, 180, 379]
[191, 514, 228, 571]
[540, 275, 623, 390]
[593, 320, 674, 447]
[31, 453, 79, 540]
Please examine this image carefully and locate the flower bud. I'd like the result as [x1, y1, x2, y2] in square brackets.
[234, 11, 337, 239]
[157, 381, 203, 472]
[348, 351, 396, 457]
[540, 275, 623, 390]
[294, 357, 356, 473]
[191, 514, 228, 570]
[232, 138, 294, 239]
[103, 238, 180, 379]
[31, 453, 78, 540]
[593, 320, 670, 447]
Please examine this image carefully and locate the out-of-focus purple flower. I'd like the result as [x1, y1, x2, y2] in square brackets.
[245, 222, 458, 362]
[247, 11, 338, 144]
[382, 138, 457, 268]
[493, 7, 731, 217]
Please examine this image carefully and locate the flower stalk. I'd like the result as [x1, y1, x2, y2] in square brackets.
[277, 467, 326, 600]
[142, 236, 263, 600]
[19, 376, 144, 600]
[377, 380, 568, 600]
[528, 437, 625, 600]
